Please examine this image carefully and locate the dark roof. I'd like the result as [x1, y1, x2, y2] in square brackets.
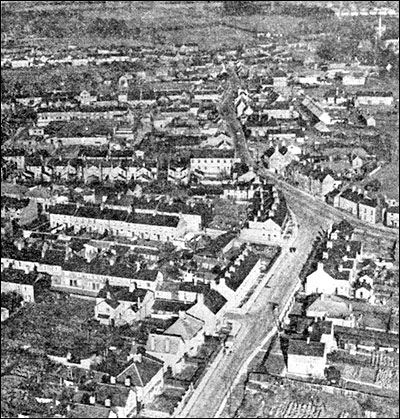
[116, 353, 163, 387]
[203, 287, 227, 314]
[1, 268, 39, 286]
[97, 284, 148, 303]
[288, 339, 325, 357]
[152, 299, 194, 314]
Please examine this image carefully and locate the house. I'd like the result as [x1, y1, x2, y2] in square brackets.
[72, 383, 136, 418]
[115, 352, 164, 408]
[305, 262, 352, 298]
[146, 312, 205, 375]
[264, 145, 295, 175]
[189, 149, 240, 180]
[306, 294, 355, 327]
[334, 188, 363, 217]
[240, 184, 288, 245]
[210, 246, 262, 309]
[95, 283, 154, 326]
[287, 338, 327, 378]
[385, 206, 399, 228]
[301, 96, 332, 125]
[186, 288, 227, 336]
[355, 91, 394, 107]
[358, 196, 381, 224]
[342, 72, 366, 86]
[48, 203, 181, 242]
[168, 161, 190, 185]
[1, 268, 50, 303]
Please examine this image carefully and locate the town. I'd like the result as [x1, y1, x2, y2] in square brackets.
[1, 1, 399, 418]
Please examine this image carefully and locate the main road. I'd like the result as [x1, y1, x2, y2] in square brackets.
[179, 72, 333, 419]
[179, 68, 398, 418]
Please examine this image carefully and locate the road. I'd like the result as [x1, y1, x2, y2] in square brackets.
[180, 213, 321, 418]
[180, 67, 398, 418]
[220, 68, 398, 240]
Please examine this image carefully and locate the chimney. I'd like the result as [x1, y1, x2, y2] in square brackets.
[89, 395, 96, 405]
[124, 377, 131, 387]
[317, 262, 324, 271]
[129, 282, 137, 293]
[322, 251, 329, 259]
[352, 185, 357, 192]
[229, 265, 236, 273]
[269, 210, 275, 218]
[338, 264, 343, 272]
[306, 336, 311, 345]
[320, 293, 325, 301]
[104, 398, 111, 408]
[109, 255, 116, 266]
[110, 376, 116, 384]
[257, 209, 262, 218]
[326, 241, 333, 249]
[346, 244, 351, 252]
[106, 291, 112, 300]
[343, 255, 348, 262]
[357, 188, 362, 195]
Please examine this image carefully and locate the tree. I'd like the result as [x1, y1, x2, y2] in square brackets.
[316, 39, 338, 62]
[222, 1, 259, 15]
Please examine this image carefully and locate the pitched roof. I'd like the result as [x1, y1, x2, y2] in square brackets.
[116, 354, 163, 387]
[164, 313, 204, 341]
[288, 339, 325, 357]
[307, 294, 352, 319]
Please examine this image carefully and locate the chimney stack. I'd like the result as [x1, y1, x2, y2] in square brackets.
[317, 262, 324, 271]
[105, 398, 111, 408]
[124, 377, 131, 387]
[307, 336, 311, 345]
[110, 376, 116, 384]
[89, 395, 96, 405]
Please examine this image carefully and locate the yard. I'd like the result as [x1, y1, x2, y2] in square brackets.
[1, 292, 130, 361]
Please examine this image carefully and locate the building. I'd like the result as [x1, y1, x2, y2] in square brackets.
[240, 184, 288, 245]
[305, 262, 353, 298]
[1, 268, 50, 303]
[264, 145, 295, 175]
[355, 91, 394, 107]
[189, 149, 240, 180]
[95, 283, 154, 326]
[358, 196, 381, 224]
[385, 206, 399, 228]
[287, 338, 327, 378]
[306, 294, 355, 327]
[115, 352, 164, 408]
[146, 312, 205, 375]
[48, 204, 182, 242]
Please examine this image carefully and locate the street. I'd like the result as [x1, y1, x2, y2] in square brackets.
[179, 67, 398, 418]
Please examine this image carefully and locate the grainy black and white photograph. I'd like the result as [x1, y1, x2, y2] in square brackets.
[1, 1, 399, 418]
